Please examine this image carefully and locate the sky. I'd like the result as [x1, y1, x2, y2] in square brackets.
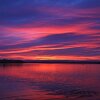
[0, 0, 100, 60]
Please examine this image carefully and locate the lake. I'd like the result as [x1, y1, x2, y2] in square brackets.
[0, 63, 100, 100]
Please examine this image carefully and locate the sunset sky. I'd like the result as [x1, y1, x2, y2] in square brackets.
[0, 0, 100, 60]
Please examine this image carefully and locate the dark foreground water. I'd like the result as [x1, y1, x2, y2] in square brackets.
[0, 63, 100, 100]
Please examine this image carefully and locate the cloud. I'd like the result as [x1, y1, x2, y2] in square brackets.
[0, 33, 99, 60]
[0, 0, 100, 60]
[75, 0, 100, 8]
[0, 0, 99, 28]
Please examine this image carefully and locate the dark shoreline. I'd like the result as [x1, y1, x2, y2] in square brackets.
[24, 60, 100, 64]
[0, 60, 100, 64]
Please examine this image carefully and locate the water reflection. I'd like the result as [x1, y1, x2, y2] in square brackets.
[0, 63, 100, 100]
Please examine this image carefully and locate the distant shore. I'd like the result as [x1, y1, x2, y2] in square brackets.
[0, 59, 100, 64]
[24, 60, 100, 64]
[0, 59, 24, 63]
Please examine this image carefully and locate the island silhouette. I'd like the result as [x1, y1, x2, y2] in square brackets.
[0, 59, 100, 64]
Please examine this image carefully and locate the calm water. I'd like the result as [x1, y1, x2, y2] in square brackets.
[0, 63, 100, 100]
